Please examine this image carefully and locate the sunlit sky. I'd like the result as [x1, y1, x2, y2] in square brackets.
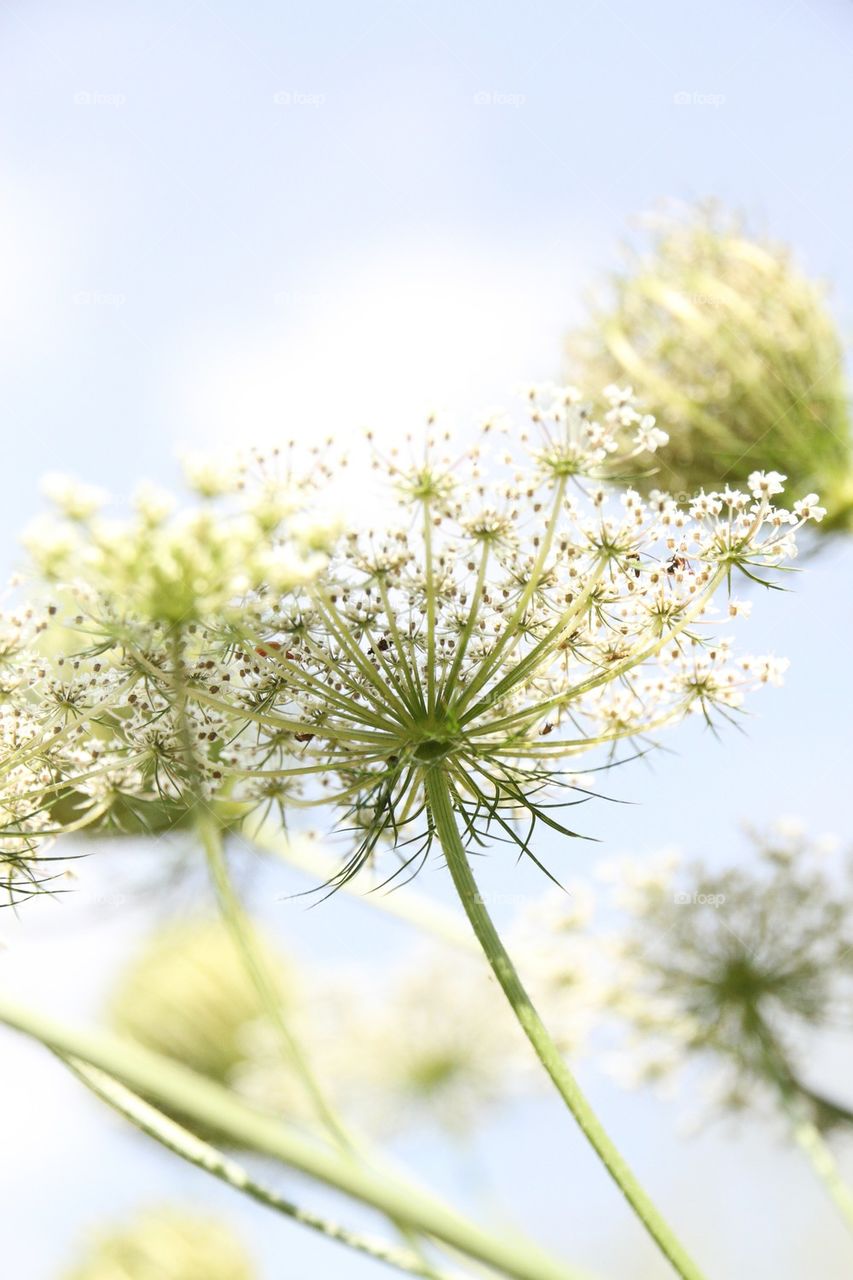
[2, 2, 853, 1277]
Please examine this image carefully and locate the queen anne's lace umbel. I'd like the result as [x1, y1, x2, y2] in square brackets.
[0, 386, 823, 902]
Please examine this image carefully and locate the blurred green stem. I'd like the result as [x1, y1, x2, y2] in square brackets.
[785, 1096, 853, 1234]
[63, 1055, 460, 1279]
[0, 997, 583, 1280]
[200, 815, 357, 1150]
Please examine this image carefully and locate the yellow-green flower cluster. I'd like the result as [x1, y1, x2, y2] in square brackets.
[61, 1206, 256, 1280]
[567, 205, 853, 533]
[110, 916, 294, 1085]
[0, 448, 339, 902]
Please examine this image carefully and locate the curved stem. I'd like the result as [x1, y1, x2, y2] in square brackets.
[63, 1056, 458, 1280]
[0, 998, 585, 1280]
[793, 1078, 853, 1132]
[783, 1093, 853, 1235]
[752, 1021, 853, 1235]
[425, 766, 707, 1280]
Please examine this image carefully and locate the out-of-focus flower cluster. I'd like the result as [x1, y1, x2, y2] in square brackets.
[61, 1206, 256, 1280]
[595, 824, 853, 1130]
[567, 204, 853, 534]
[104, 819, 853, 1142]
[0, 448, 340, 901]
[107, 866, 602, 1138]
[111, 914, 535, 1136]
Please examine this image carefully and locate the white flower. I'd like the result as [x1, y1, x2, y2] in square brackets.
[0, 387, 821, 899]
[727, 599, 752, 618]
[40, 472, 107, 520]
[634, 415, 669, 453]
[747, 469, 787, 499]
[793, 493, 827, 522]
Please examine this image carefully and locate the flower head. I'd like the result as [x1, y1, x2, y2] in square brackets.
[600, 825, 853, 1128]
[62, 1207, 256, 1280]
[235, 945, 528, 1135]
[567, 204, 853, 534]
[0, 388, 820, 900]
[0, 448, 336, 901]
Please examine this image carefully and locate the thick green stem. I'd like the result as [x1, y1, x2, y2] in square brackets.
[0, 998, 584, 1280]
[425, 767, 707, 1280]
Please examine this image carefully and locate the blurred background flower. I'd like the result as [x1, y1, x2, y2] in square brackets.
[60, 1206, 256, 1280]
[566, 204, 853, 534]
[597, 826, 853, 1130]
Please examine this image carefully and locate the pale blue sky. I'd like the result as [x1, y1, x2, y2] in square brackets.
[2, 2, 853, 1277]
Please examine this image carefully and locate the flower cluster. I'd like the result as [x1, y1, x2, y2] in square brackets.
[62, 1206, 256, 1280]
[0, 449, 338, 901]
[110, 917, 296, 1087]
[0, 386, 821, 904]
[235, 948, 529, 1136]
[597, 824, 853, 1129]
[567, 203, 853, 533]
[108, 912, 530, 1136]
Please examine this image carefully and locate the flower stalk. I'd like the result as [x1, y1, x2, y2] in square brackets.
[424, 766, 706, 1280]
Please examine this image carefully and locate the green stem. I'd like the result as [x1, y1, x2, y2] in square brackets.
[784, 1095, 853, 1235]
[424, 498, 438, 715]
[203, 817, 463, 1279]
[753, 1023, 853, 1236]
[63, 1056, 458, 1280]
[0, 998, 584, 1280]
[200, 815, 356, 1151]
[424, 767, 707, 1280]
